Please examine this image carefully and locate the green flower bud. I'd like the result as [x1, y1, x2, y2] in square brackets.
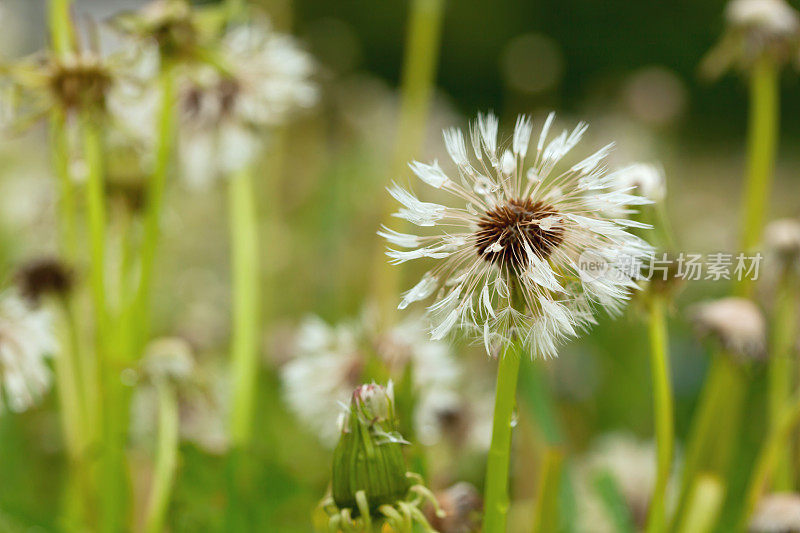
[331, 382, 411, 514]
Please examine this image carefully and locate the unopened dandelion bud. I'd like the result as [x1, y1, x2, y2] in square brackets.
[331, 382, 411, 513]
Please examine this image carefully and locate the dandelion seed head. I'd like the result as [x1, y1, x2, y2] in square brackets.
[726, 0, 800, 37]
[383, 113, 654, 357]
[691, 297, 766, 361]
[750, 492, 800, 532]
[765, 218, 800, 265]
[281, 312, 462, 448]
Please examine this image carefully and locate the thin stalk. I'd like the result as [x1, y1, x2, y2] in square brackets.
[737, 56, 779, 297]
[48, 0, 75, 58]
[373, 0, 445, 318]
[228, 165, 261, 449]
[83, 113, 108, 358]
[50, 110, 78, 259]
[144, 382, 180, 533]
[675, 474, 724, 533]
[483, 344, 522, 533]
[56, 295, 88, 456]
[530, 446, 564, 533]
[767, 271, 797, 490]
[740, 391, 800, 529]
[671, 354, 744, 529]
[134, 66, 176, 356]
[645, 295, 674, 533]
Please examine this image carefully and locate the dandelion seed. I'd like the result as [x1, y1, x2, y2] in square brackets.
[383, 113, 653, 357]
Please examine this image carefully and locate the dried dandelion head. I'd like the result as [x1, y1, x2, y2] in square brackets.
[15, 258, 73, 304]
[702, 0, 800, 78]
[382, 112, 653, 357]
[691, 297, 767, 361]
[750, 492, 800, 532]
[765, 219, 800, 269]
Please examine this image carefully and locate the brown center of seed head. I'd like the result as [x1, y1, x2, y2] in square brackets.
[474, 198, 565, 269]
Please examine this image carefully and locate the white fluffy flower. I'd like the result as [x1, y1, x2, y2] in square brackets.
[750, 493, 800, 532]
[382, 113, 653, 357]
[726, 0, 800, 36]
[131, 338, 230, 454]
[613, 163, 666, 204]
[691, 297, 766, 361]
[281, 312, 461, 447]
[0, 293, 56, 413]
[177, 20, 317, 188]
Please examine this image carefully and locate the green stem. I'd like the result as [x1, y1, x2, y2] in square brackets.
[228, 165, 261, 449]
[134, 66, 176, 356]
[83, 113, 108, 357]
[48, 0, 75, 57]
[483, 344, 522, 533]
[675, 474, 724, 533]
[530, 446, 564, 533]
[144, 383, 180, 533]
[767, 271, 797, 491]
[645, 296, 674, 533]
[737, 56, 779, 297]
[50, 110, 78, 259]
[740, 391, 800, 529]
[672, 354, 744, 529]
[374, 0, 445, 317]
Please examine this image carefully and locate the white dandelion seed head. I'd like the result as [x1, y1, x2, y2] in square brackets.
[704, 0, 800, 77]
[130, 357, 230, 454]
[281, 311, 460, 448]
[765, 218, 800, 266]
[726, 0, 800, 37]
[383, 113, 654, 358]
[750, 492, 800, 532]
[612, 163, 666, 204]
[141, 336, 195, 383]
[691, 297, 767, 361]
[0, 292, 56, 414]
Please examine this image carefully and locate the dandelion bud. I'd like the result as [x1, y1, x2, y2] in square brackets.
[691, 297, 766, 361]
[331, 382, 411, 513]
[15, 258, 73, 304]
[749, 492, 800, 532]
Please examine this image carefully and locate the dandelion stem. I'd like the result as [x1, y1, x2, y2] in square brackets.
[83, 114, 108, 353]
[767, 270, 797, 490]
[228, 165, 261, 449]
[672, 354, 744, 529]
[48, 0, 75, 58]
[144, 382, 180, 533]
[675, 474, 724, 533]
[134, 65, 176, 355]
[737, 56, 779, 296]
[483, 343, 521, 533]
[374, 0, 445, 319]
[530, 446, 564, 533]
[645, 295, 674, 533]
[740, 390, 800, 529]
